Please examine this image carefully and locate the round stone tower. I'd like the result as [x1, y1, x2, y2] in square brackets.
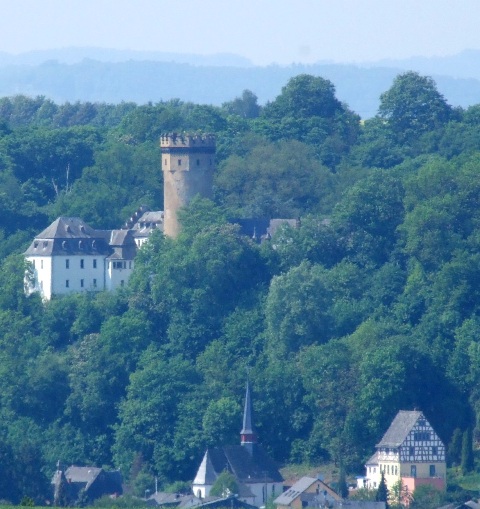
[160, 133, 216, 237]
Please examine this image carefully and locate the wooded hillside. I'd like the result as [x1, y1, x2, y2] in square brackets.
[0, 71, 479, 503]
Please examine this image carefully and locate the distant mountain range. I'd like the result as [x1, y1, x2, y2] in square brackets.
[1, 47, 480, 118]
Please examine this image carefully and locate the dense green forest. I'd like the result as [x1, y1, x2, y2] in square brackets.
[1, 71, 480, 504]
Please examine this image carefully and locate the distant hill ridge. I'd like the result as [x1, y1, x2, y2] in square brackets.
[1, 47, 480, 118]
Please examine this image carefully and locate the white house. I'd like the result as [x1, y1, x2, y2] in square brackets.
[364, 410, 446, 495]
[24, 213, 163, 300]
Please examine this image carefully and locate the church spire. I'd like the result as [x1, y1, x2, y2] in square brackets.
[240, 380, 257, 454]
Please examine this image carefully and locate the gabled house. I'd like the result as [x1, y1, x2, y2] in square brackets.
[364, 410, 446, 494]
[192, 382, 284, 507]
[274, 476, 341, 509]
[52, 465, 122, 504]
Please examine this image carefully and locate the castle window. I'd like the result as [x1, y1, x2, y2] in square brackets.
[66, 259, 70, 269]
[93, 259, 97, 269]
[66, 280, 69, 288]
[178, 159, 182, 166]
[80, 259, 84, 269]
[80, 279, 84, 288]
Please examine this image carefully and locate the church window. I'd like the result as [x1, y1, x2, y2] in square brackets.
[80, 259, 84, 269]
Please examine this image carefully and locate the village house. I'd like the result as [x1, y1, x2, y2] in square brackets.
[361, 410, 446, 495]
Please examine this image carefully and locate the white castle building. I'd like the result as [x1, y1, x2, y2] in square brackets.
[24, 209, 163, 300]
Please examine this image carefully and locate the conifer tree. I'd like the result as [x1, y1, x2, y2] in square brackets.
[376, 472, 389, 508]
[338, 465, 349, 499]
[447, 428, 463, 466]
[461, 428, 474, 474]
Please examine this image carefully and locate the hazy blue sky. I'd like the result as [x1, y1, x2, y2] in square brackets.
[2, 0, 480, 65]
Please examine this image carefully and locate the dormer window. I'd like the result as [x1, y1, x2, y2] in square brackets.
[34, 241, 38, 249]
[43, 241, 48, 248]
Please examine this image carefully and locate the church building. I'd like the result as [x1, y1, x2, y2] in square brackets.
[192, 383, 284, 507]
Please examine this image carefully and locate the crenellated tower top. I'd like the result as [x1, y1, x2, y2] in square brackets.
[160, 133, 216, 151]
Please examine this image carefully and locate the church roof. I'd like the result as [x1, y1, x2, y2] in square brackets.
[376, 410, 423, 448]
[205, 444, 283, 484]
[241, 382, 254, 436]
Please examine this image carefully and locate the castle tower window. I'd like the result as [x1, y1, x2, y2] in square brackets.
[93, 259, 97, 269]
[80, 279, 84, 288]
[66, 259, 70, 269]
[66, 280, 69, 288]
[80, 259, 84, 269]
[178, 159, 182, 166]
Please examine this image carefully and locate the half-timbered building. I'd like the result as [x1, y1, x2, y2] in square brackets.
[364, 410, 446, 495]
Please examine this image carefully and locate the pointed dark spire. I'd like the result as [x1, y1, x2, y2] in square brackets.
[240, 380, 257, 454]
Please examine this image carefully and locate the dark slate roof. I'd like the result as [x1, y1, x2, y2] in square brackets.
[196, 495, 257, 509]
[207, 444, 282, 484]
[25, 217, 111, 256]
[35, 217, 98, 239]
[106, 230, 137, 260]
[64, 466, 102, 487]
[376, 410, 423, 448]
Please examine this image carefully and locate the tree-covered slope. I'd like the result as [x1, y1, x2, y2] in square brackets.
[0, 71, 479, 504]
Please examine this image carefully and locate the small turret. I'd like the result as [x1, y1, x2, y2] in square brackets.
[240, 381, 257, 454]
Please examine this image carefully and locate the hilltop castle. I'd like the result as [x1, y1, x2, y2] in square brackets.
[25, 133, 295, 300]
